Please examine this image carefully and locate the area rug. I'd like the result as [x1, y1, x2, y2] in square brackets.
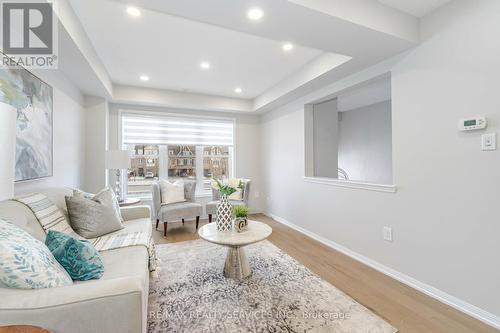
[148, 239, 397, 333]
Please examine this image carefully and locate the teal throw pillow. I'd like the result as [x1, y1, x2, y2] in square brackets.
[45, 230, 104, 281]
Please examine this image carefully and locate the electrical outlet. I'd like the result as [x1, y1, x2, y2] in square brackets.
[383, 226, 393, 242]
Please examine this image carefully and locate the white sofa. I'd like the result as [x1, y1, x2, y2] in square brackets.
[0, 188, 151, 333]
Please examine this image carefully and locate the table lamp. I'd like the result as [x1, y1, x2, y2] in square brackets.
[105, 150, 130, 202]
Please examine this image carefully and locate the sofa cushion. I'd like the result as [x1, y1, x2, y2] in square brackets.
[89, 245, 149, 282]
[45, 230, 104, 281]
[0, 200, 46, 241]
[159, 202, 202, 221]
[0, 219, 73, 289]
[105, 217, 152, 240]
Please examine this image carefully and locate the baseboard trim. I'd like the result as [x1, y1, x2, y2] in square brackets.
[265, 212, 500, 330]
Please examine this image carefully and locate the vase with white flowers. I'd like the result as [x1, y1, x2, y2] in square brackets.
[212, 178, 238, 231]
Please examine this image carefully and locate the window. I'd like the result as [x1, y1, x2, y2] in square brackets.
[203, 146, 230, 191]
[122, 113, 234, 199]
[168, 145, 196, 180]
[304, 75, 393, 188]
[127, 144, 160, 198]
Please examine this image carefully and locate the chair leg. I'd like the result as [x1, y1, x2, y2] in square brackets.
[182, 218, 185, 224]
[208, 214, 212, 223]
[155, 219, 159, 230]
[196, 216, 200, 230]
[163, 222, 168, 238]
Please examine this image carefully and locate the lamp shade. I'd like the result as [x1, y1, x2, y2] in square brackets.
[105, 150, 130, 169]
[0, 102, 17, 201]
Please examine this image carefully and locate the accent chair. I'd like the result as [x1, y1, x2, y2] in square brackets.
[152, 180, 203, 237]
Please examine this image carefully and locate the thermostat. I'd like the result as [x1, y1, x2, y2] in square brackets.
[458, 117, 487, 131]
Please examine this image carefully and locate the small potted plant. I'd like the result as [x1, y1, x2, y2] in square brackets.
[233, 205, 249, 233]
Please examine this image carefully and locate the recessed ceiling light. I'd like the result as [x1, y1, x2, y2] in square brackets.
[247, 7, 264, 21]
[282, 43, 294, 52]
[200, 61, 211, 70]
[234, 87, 242, 93]
[139, 75, 149, 81]
[126, 6, 141, 17]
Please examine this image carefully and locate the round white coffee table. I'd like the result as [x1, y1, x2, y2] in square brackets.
[198, 220, 272, 279]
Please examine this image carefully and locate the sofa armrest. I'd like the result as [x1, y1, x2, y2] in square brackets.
[120, 205, 151, 221]
[0, 276, 144, 310]
[0, 277, 147, 333]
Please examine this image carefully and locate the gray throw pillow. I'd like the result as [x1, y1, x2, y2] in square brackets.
[89, 188, 124, 222]
[66, 195, 124, 239]
[73, 188, 124, 222]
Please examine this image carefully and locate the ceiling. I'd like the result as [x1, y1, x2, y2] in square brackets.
[70, 0, 335, 99]
[60, 0, 448, 112]
[378, 0, 453, 18]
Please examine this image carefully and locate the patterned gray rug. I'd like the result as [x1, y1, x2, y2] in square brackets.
[148, 239, 397, 333]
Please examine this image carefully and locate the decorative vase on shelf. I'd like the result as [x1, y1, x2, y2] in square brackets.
[216, 195, 233, 232]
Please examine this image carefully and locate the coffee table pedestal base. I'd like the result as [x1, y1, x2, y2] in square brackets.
[224, 246, 251, 279]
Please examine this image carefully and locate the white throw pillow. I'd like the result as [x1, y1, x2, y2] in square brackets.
[228, 178, 244, 201]
[159, 179, 186, 205]
[0, 219, 73, 289]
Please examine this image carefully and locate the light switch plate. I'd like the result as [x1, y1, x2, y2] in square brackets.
[383, 226, 393, 242]
[482, 133, 497, 151]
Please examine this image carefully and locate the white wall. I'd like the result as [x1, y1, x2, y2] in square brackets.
[83, 97, 109, 193]
[261, 0, 500, 323]
[14, 70, 86, 195]
[338, 100, 392, 184]
[313, 99, 338, 178]
[108, 104, 263, 214]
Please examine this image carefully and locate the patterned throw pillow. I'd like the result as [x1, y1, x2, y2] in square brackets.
[45, 230, 104, 281]
[0, 219, 73, 289]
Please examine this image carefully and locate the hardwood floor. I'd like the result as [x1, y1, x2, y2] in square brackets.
[152, 214, 498, 333]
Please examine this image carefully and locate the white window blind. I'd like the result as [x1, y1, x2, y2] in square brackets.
[122, 113, 234, 146]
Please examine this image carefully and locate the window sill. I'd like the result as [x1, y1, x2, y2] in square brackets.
[195, 192, 212, 198]
[303, 176, 397, 193]
[126, 192, 213, 202]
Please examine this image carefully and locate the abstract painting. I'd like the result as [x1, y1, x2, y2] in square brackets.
[0, 66, 53, 181]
